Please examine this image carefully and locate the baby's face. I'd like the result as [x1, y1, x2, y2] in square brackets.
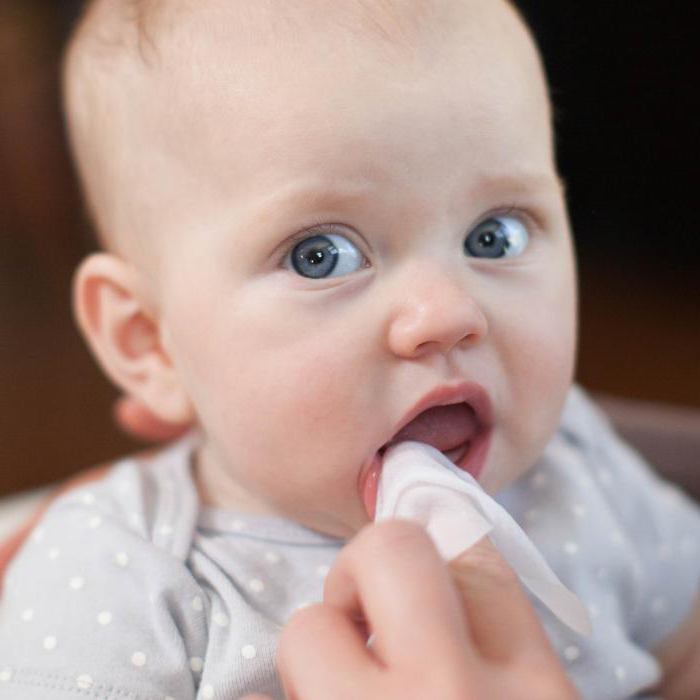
[143, 0, 576, 537]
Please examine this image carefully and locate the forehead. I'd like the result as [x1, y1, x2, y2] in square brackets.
[155, 0, 536, 86]
[148, 0, 550, 181]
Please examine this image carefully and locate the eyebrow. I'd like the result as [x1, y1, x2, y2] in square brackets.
[249, 169, 566, 226]
[476, 170, 568, 200]
[250, 180, 376, 219]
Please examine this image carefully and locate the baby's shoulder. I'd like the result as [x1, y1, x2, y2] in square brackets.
[38, 433, 201, 562]
[0, 435, 210, 698]
[546, 384, 695, 521]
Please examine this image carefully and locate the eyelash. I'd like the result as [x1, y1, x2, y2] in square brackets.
[283, 221, 345, 250]
[280, 204, 530, 266]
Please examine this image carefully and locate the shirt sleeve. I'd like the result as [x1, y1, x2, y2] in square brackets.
[564, 386, 700, 650]
[0, 493, 208, 700]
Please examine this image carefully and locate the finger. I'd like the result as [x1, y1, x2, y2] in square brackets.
[323, 519, 473, 670]
[277, 602, 380, 700]
[449, 536, 556, 663]
[239, 695, 274, 700]
[113, 397, 190, 442]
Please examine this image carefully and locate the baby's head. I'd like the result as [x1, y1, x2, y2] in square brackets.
[66, 0, 577, 538]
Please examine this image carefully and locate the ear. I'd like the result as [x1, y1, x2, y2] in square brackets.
[73, 253, 195, 426]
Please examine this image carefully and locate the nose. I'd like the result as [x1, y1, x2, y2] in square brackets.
[386, 262, 488, 359]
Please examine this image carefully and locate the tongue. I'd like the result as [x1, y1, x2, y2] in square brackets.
[389, 404, 478, 452]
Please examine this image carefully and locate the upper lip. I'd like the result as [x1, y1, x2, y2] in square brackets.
[380, 380, 494, 454]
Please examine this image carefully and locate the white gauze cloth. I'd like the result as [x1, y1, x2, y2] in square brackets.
[375, 441, 592, 637]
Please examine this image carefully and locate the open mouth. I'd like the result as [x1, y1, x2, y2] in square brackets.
[363, 397, 492, 519]
[378, 401, 480, 466]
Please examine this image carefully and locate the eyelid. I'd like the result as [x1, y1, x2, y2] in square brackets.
[285, 222, 344, 247]
[505, 203, 549, 236]
[485, 204, 538, 231]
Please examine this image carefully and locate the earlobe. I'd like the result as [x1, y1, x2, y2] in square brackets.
[73, 253, 195, 426]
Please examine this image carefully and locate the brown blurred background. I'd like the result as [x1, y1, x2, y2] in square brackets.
[1, 2, 698, 497]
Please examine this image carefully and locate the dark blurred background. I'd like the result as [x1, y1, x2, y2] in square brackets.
[1, 2, 698, 497]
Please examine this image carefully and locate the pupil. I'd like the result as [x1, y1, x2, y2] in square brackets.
[307, 249, 325, 265]
[480, 232, 496, 247]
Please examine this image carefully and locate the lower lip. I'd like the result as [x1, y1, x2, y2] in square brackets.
[361, 430, 492, 520]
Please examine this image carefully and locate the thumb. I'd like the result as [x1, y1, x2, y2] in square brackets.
[448, 537, 551, 661]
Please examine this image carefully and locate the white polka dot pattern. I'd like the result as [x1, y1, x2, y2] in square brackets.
[213, 613, 229, 627]
[571, 504, 586, 518]
[249, 579, 265, 593]
[114, 551, 129, 567]
[97, 611, 113, 626]
[76, 674, 93, 690]
[563, 645, 580, 662]
[241, 645, 257, 660]
[651, 596, 667, 615]
[0, 392, 696, 700]
[524, 508, 541, 522]
[563, 541, 578, 555]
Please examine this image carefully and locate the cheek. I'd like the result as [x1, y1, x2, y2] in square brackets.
[494, 265, 577, 480]
[164, 285, 370, 487]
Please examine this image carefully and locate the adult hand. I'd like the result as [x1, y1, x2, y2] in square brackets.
[243, 519, 578, 700]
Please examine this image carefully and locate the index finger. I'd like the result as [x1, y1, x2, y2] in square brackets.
[323, 519, 474, 669]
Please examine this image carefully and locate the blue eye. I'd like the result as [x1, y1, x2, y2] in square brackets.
[464, 215, 530, 259]
[286, 232, 366, 279]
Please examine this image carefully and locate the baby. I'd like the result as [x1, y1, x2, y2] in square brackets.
[1, 0, 698, 698]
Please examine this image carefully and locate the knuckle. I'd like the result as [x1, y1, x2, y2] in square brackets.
[452, 539, 519, 588]
[281, 603, 330, 638]
[509, 659, 579, 700]
[277, 603, 329, 659]
[388, 673, 473, 700]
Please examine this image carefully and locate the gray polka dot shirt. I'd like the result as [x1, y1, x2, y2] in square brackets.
[0, 385, 698, 699]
